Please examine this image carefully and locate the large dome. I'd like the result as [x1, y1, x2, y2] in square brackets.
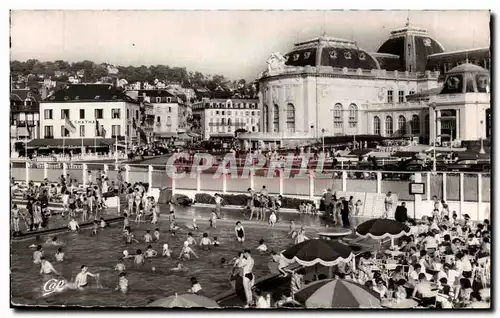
[377, 23, 444, 72]
[283, 36, 380, 70]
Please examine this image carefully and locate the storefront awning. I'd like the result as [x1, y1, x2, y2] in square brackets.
[27, 138, 115, 149]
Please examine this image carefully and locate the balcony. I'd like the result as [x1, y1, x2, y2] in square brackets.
[237, 131, 311, 140]
[209, 122, 247, 127]
[11, 120, 37, 127]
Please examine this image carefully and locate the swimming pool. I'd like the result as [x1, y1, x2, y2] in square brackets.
[10, 208, 328, 307]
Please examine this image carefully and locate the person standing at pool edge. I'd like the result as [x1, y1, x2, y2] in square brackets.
[241, 249, 255, 307]
[384, 192, 393, 219]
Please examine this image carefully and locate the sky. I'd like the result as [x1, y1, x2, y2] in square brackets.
[10, 10, 490, 81]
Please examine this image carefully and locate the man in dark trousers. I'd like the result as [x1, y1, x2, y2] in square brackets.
[394, 202, 408, 223]
[341, 197, 350, 228]
[323, 189, 334, 219]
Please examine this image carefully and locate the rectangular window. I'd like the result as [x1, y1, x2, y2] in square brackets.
[216, 111, 219, 115]
[111, 108, 121, 119]
[44, 125, 53, 138]
[135, 110, 139, 119]
[168, 107, 172, 113]
[228, 111, 231, 115]
[79, 125, 85, 137]
[127, 109, 130, 118]
[61, 109, 69, 119]
[246, 111, 249, 116]
[398, 90, 405, 103]
[95, 109, 103, 119]
[387, 90, 393, 103]
[409, 91, 415, 95]
[126, 125, 130, 136]
[221, 118, 226, 125]
[60, 125, 69, 137]
[112, 125, 121, 137]
[156, 97, 161, 103]
[167, 97, 171, 103]
[251, 111, 255, 116]
[157, 116, 161, 123]
[79, 109, 85, 119]
[44, 109, 53, 120]
[222, 111, 225, 115]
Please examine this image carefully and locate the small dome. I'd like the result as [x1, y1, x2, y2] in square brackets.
[283, 36, 380, 70]
[447, 63, 489, 74]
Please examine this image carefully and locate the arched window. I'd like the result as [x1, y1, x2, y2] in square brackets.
[263, 104, 268, 133]
[286, 103, 295, 133]
[373, 116, 381, 136]
[385, 116, 393, 136]
[411, 115, 420, 135]
[348, 104, 357, 128]
[398, 115, 406, 136]
[273, 104, 279, 133]
[333, 103, 343, 129]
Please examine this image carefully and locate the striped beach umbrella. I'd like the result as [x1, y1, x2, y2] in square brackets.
[282, 239, 354, 267]
[294, 279, 381, 308]
[356, 218, 411, 240]
[147, 293, 220, 308]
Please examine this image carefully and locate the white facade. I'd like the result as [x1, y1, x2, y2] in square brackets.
[39, 101, 141, 140]
[153, 103, 180, 135]
[192, 98, 260, 140]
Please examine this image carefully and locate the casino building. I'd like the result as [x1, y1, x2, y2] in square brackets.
[238, 21, 490, 149]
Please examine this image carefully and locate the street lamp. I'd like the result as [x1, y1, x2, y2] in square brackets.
[321, 128, 326, 153]
[429, 103, 437, 173]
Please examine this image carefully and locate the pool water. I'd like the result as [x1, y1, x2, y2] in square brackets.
[11, 213, 322, 307]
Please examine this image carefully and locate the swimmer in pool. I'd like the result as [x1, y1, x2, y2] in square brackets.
[144, 245, 158, 258]
[192, 219, 199, 231]
[213, 237, 220, 247]
[33, 245, 43, 264]
[122, 250, 133, 259]
[186, 233, 197, 245]
[68, 218, 80, 232]
[99, 218, 107, 228]
[288, 221, 297, 238]
[115, 272, 128, 293]
[199, 233, 212, 251]
[115, 259, 126, 272]
[162, 244, 172, 258]
[257, 239, 268, 253]
[72, 265, 99, 290]
[124, 229, 139, 244]
[123, 212, 130, 231]
[134, 249, 145, 266]
[144, 230, 153, 243]
[179, 241, 198, 260]
[235, 221, 245, 242]
[170, 262, 188, 272]
[45, 236, 64, 246]
[55, 248, 65, 262]
[153, 228, 160, 241]
[92, 221, 98, 235]
[39, 257, 61, 276]
[170, 220, 179, 236]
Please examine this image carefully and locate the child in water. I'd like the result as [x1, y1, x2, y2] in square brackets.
[257, 239, 268, 252]
[170, 219, 179, 236]
[269, 210, 277, 227]
[115, 259, 126, 272]
[144, 230, 153, 243]
[134, 249, 145, 266]
[288, 221, 297, 238]
[153, 228, 160, 241]
[171, 262, 187, 272]
[199, 233, 212, 251]
[124, 229, 139, 244]
[212, 237, 220, 247]
[144, 245, 158, 258]
[55, 248, 64, 262]
[179, 241, 198, 260]
[162, 244, 172, 258]
[115, 272, 128, 293]
[186, 233, 197, 245]
[100, 218, 107, 228]
[92, 221, 98, 236]
[123, 212, 130, 231]
[192, 219, 199, 231]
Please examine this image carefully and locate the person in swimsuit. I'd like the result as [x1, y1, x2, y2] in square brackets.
[153, 228, 160, 241]
[114, 259, 126, 273]
[170, 262, 187, 272]
[127, 190, 135, 215]
[12, 204, 20, 233]
[33, 245, 43, 264]
[55, 248, 65, 262]
[81, 197, 89, 222]
[162, 244, 172, 257]
[213, 237, 220, 247]
[134, 191, 142, 216]
[214, 194, 223, 219]
[144, 230, 153, 243]
[179, 241, 198, 260]
[134, 249, 145, 266]
[199, 233, 212, 251]
[269, 210, 277, 227]
[68, 218, 80, 232]
[209, 210, 217, 228]
[123, 213, 130, 231]
[115, 272, 128, 293]
[73, 265, 98, 290]
[235, 222, 245, 242]
[186, 233, 196, 245]
[68, 194, 77, 218]
[124, 229, 139, 244]
[39, 257, 61, 275]
[144, 245, 158, 258]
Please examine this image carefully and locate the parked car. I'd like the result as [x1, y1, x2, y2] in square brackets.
[440, 159, 491, 172]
